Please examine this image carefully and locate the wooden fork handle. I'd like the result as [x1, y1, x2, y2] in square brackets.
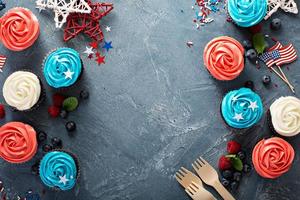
[214, 181, 235, 200]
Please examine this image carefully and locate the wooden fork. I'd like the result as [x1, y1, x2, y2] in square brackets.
[175, 167, 216, 200]
[186, 181, 216, 200]
[192, 157, 235, 200]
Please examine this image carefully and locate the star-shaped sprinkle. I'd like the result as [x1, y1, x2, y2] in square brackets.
[248, 101, 258, 111]
[232, 96, 238, 102]
[59, 174, 69, 185]
[105, 26, 111, 32]
[83, 46, 94, 56]
[96, 54, 105, 65]
[233, 113, 243, 122]
[102, 41, 113, 52]
[89, 41, 99, 49]
[64, 69, 74, 79]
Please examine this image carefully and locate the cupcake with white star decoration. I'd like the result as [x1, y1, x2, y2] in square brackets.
[43, 47, 83, 89]
[39, 150, 79, 191]
[221, 87, 264, 129]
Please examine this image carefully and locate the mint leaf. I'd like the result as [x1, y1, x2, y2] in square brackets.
[231, 157, 243, 171]
[252, 33, 267, 54]
[63, 97, 79, 112]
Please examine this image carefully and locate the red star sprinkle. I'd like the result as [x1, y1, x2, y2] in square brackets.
[88, 54, 93, 59]
[95, 51, 101, 57]
[96, 54, 105, 65]
[64, 0, 113, 43]
[89, 41, 99, 49]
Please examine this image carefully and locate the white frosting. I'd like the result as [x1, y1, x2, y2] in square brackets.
[270, 96, 300, 137]
[3, 71, 41, 111]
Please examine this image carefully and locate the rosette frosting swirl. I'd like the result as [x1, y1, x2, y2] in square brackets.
[39, 151, 77, 190]
[270, 96, 300, 137]
[0, 122, 37, 163]
[203, 36, 244, 81]
[0, 7, 40, 51]
[43, 48, 82, 88]
[228, 0, 268, 27]
[3, 71, 41, 111]
[252, 137, 294, 179]
[221, 87, 263, 128]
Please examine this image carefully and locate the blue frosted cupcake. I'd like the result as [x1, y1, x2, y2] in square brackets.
[39, 151, 78, 191]
[221, 87, 263, 129]
[43, 48, 83, 89]
[227, 0, 268, 27]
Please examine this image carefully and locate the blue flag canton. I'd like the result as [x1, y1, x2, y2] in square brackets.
[259, 50, 280, 62]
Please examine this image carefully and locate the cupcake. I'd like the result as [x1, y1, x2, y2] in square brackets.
[0, 7, 40, 51]
[252, 137, 294, 179]
[39, 151, 78, 191]
[269, 96, 300, 137]
[203, 36, 244, 81]
[221, 87, 263, 129]
[2, 71, 43, 111]
[227, 0, 268, 27]
[0, 122, 38, 163]
[43, 48, 83, 89]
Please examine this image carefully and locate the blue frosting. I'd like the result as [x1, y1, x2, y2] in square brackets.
[228, 0, 267, 27]
[39, 151, 77, 190]
[221, 87, 263, 129]
[43, 48, 82, 88]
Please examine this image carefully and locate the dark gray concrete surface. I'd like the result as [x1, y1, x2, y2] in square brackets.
[0, 0, 300, 199]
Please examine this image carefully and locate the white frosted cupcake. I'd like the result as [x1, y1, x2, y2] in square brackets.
[2, 71, 44, 111]
[269, 96, 300, 137]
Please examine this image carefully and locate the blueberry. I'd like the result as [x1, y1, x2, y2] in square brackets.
[221, 178, 230, 187]
[246, 49, 257, 61]
[262, 75, 271, 85]
[37, 131, 47, 143]
[222, 170, 233, 180]
[237, 151, 246, 160]
[42, 144, 52, 152]
[271, 18, 281, 30]
[242, 40, 252, 50]
[244, 81, 254, 90]
[233, 172, 242, 182]
[60, 110, 68, 119]
[243, 164, 252, 173]
[51, 137, 63, 149]
[66, 121, 76, 132]
[80, 90, 89, 99]
[31, 162, 39, 175]
[230, 181, 239, 192]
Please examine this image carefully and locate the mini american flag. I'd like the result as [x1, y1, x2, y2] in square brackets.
[259, 42, 297, 68]
[0, 55, 6, 72]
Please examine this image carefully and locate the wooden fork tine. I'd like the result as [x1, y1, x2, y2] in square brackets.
[179, 169, 185, 175]
[190, 182, 199, 191]
[196, 158, 203, 166]
[175, 172, 183, 180]
[192, 163, 198, 170]
[200, 157, 213, 167]
[188, 184, 197, 193]
[185, 187, 194, 197]
[181, 167, 189, 174]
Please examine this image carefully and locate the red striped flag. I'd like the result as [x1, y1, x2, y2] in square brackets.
[0, 55, 6, 72]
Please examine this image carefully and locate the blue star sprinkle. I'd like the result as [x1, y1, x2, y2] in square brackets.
[102, 41, 113, 52]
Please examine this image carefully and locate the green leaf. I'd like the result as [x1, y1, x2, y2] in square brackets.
[230, 157, 243, 171]
[63, 97, 79, 112]
[252, 33, 267, 54]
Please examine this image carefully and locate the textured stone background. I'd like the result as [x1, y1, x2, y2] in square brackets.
[0, 0, 300, 199]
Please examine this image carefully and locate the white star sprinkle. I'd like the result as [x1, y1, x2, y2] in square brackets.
[232, 96, 238, 102]
[105, 26, 111, 32]
[64, 69, 74, 79]
[83, 46, 94, 56]
[248, 101, 258, 111]
[233, 113, 244, 122]
[59, 174, 69, 185]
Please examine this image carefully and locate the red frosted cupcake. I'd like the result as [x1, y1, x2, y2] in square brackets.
[0, 122, 38, 163]
[0, 7, 40, 51]
[252, 137, 294, 179]
[203, 36, 245, 81]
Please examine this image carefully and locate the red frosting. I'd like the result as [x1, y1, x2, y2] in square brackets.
[0, 7, 40, 51]
[252, 137, 295, 179]
[0, 122, 38, 163]
[203, 36, 244, 81]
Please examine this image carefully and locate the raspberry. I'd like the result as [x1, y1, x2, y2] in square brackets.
[0, 104, 5, 118]
[227, 140, 241, 154]
[52, 93, 65, 107]
[48, 106, 60, 118]
[249, 23, 262, 34]
[218, 155, 232, 171]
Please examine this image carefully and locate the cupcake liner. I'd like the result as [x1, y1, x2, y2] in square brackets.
[39, 149, 80, 191]
[42, 47, 84, 90]
[3, 70, 45, 112]
[266, 109, 277, 135]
